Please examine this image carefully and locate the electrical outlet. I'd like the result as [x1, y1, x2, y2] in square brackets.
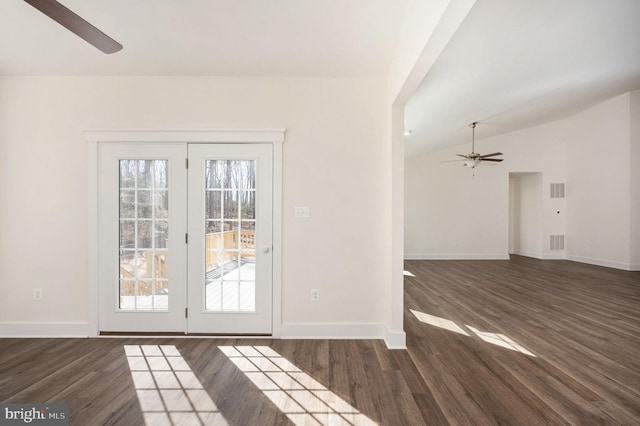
[311, 288, 320, 302]
[33, 288, 43, 300]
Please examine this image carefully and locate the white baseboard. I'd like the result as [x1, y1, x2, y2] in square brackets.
[511, 249, 543, 259]
[0, 322, 90, 338]
[384, 327, 407, 350]
[279, 322, 385, 340]
[565, 255, 635, 271]
[279, 322, 406, 349]
[0, 322, 407, 349]
[511, 250, 566, 260]
[541, 253, 565, 260]
[405, 253, 509, 260]
[280, 323, 407, 349]
[405, 252, 634, 271]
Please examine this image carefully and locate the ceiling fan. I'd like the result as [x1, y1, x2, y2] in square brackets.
[24, 0, 122, 54]
[445, 122, 503, 169]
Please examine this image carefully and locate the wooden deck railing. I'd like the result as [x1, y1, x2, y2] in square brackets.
[120, 231, 255, 287]
[205, 230, 255, 269]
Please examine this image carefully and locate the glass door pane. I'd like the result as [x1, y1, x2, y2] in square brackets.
[204, 160, 256, 312]
[119, 160, 169, 311]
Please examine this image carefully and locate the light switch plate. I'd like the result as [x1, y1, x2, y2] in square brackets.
[294, 206, 310, 218]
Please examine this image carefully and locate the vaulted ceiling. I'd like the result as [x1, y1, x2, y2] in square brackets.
[2, 1, 639, 156]
[405, 0, 640, 156]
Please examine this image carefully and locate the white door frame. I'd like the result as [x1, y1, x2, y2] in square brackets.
[87, 129, 284, 337]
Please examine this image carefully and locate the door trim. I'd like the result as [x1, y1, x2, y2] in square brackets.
[87, 129, 284, 337]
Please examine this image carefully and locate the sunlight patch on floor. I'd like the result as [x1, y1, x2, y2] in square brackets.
[466, 325, 536, 357]
[403, 270, 416, 277]
[125, 345, 228, 425]
[219, 346, 378, 426]
[410, 309, 536, 357]
[410, 309, 469, 335]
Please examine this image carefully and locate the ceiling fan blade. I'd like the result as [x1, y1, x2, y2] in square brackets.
[478, 152, 503, 159]
[456, 154, 470, 158]
[441, 159, 467, 163]
[24, 0, 123, 54]
[480, 158, 503, 162]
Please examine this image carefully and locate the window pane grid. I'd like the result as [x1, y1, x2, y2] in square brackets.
[119, 160, 169, 311]
[204, 160, 256, 312]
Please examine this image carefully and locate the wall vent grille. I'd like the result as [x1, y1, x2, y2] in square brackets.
[550, 235, 565, 250]
[550, 183, 565, 198]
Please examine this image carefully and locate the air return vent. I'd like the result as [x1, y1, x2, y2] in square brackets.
[550, 235, 565, 250]
[550, 183, 565, 198]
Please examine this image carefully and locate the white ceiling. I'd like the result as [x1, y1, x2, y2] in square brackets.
[2, 1, 640, 157]
[404, 0, 640, 156]
[0, 0, 406, 76]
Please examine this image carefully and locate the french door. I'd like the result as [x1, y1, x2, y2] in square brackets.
[187, 144, 272, 333]
[99, 143, 273, 334]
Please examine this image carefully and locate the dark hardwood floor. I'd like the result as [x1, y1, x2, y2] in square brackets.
[1, 256, 638, 425]
[404, 256, 640, 425]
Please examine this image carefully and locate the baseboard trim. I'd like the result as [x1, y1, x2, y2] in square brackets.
[384, 328, 407, 350]
[541, 253, 566, 260]
[98, 331, 272, 337]
[0, 322, 90, 338]
[0, 322, 405, 346]
[280, 322, 405, 349]
[405, 254, 509, 260]
[565, 255, 636, 271]
[511, 251, 567, 260]
[511, 249, 543, 259]
[406, 252, 634, 270]
[279, 322, 386, 340]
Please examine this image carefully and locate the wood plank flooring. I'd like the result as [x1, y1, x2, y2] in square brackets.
[404, 256, 640, 425]
[1, 256, 639, 425]
[0, 338, 427, 425]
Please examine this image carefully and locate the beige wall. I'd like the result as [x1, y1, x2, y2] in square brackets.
[629, 90, 640, 269]
[0, 76, 390, 332]
[565, 93, 632, 269]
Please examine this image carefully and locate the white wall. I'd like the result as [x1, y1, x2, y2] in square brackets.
[565, 93, 632, 269]
[382, 0, 475, 348]
[630, 90, 640, 269]
[0, 76, 390, 335]
[405, 119, 566, 259]
[405, 92, 637, 270]
[405, 146, 508, 259]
